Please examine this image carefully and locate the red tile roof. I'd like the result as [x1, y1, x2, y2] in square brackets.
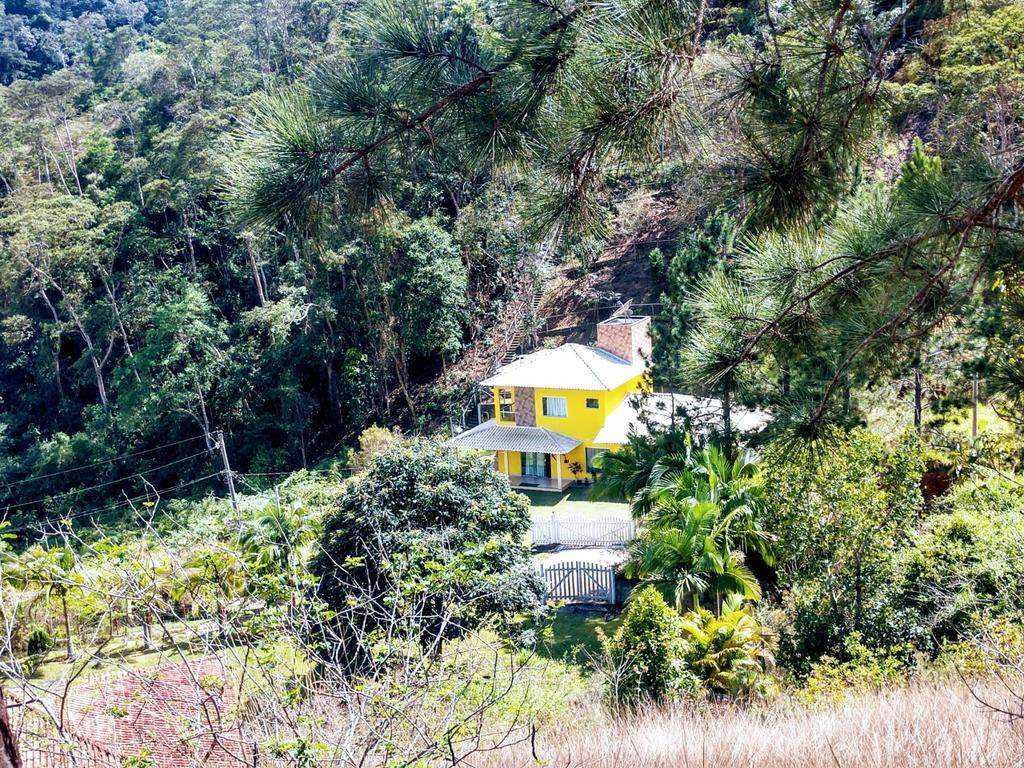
[62, 657, 247, 768]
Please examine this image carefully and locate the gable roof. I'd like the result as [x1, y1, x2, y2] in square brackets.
[447, 419, 581, 454]
[480, 344, 645, 391]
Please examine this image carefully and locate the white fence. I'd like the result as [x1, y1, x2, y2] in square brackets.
[531, 514, 636, 547]
[538, 561, 617, 604]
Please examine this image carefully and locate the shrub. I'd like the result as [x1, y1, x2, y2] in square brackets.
[601, 586, 698, 708]
[311, 439, 545, 665]
[26, 625, 53, 657]
[349, 425, 402, 472]
[679, 595, 776, 698]
[898, 474, 1024, 650]
[798, 633, 912, 704]
[763, 428, 925, 671]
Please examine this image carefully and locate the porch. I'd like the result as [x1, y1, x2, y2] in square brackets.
[507, 474, 575, 492]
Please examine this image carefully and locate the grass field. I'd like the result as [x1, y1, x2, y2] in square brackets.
[479, 678, 1024, 767]
[523, 486, 630, 517]
[538, 607, 621, 664]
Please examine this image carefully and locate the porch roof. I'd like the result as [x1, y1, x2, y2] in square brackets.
[447, 419, 581, 455]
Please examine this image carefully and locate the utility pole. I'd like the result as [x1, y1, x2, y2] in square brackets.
[972, 374, 979, 439]
[913, 365, 923, 433]
[214, 430, 239, 513]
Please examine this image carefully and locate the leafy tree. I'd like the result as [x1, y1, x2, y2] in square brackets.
[310, 438, 544, 664]
[764, 429, 925, 670]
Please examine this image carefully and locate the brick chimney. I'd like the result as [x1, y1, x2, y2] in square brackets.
[596, 316, 651, 365]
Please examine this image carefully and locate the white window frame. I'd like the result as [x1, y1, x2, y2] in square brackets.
[542, 396, 568, 418]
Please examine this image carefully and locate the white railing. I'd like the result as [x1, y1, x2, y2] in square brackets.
[531, 514, 636, 548]
[538, 561, 617, 604]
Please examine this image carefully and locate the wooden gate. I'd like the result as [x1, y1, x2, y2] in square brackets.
[538, 561, 616, 604]
[531, 515, 635, 547]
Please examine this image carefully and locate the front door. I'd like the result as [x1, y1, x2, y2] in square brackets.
[521, 452, 550, 478]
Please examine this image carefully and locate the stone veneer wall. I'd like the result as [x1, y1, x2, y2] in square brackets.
[596, 316, 652, 364]
[514, 386, 536, 426]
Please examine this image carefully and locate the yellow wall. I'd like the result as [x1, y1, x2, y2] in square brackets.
[493, 374, 644, 441]
[490, 373, 646, 481]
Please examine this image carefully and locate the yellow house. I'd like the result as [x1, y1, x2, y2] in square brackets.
[449, 315, 770, 492]
[449, 316, 654, 491]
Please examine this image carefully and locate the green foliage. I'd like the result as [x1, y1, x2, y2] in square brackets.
[602, 585, 697, 708]
[226, 0, 704, 235]
[310, 438, 545, 663]
[679, 594, 776, 698]
[651, 210, 739, 391]
[25, 624, 54, 657]
[799, 633, 911, 704]
[898, 474, 1024, 649]
[622, 442, 773, 610]
[764, 429, 926, 670]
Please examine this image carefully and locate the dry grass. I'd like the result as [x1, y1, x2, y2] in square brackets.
[483, 679, 1024, 767]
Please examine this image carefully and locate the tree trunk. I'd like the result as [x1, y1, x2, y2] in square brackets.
[0, 685, 22, 768]
[60, 591, 74, 660]
[243, 234, 267, 306]
[141, 609, 154, 650]
[722, 376, 732, 451]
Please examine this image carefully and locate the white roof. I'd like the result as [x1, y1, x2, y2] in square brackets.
[480, 344, 645, 391]
[447, 419, 582, 454]
[594, 393, 772, 444]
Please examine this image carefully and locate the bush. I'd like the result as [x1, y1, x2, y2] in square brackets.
[679, 595, 776, 698]
[26, 625, 53, 657]
[349, 425, 402, 472]
[602, 586, 698, 707]
[798, 633, 912, 704]
[898, 474, 1024, 650]
[311, 438, 545, 665]
[763, 428, 925, 671]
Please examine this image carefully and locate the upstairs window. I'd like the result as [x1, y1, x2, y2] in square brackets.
[586, 397, 600, 409]
[498, 389, 515, 420]
[542, 396, 568, 418]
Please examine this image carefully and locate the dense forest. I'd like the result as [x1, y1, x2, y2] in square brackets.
[4, 0, 1022, 533]
[0, 0, 532, 530]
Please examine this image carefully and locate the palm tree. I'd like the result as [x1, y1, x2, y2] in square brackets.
[625, 501, 762, 611]
[238, 501, 313, 612]
[679, 593, 776, 697]
[645, 445, 774, 567]
[623, 442, 774, 611]
[13, 544, 80, 659]
[591, 431, 694, 517]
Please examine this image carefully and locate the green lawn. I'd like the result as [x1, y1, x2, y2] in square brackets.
[537, 607, 622, 666]
[523, 486, 629, 517]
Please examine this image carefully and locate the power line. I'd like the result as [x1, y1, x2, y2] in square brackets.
[9, 473, 224, 535]
[1, 450, 214, 513]
[0, 434, 208, 491]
